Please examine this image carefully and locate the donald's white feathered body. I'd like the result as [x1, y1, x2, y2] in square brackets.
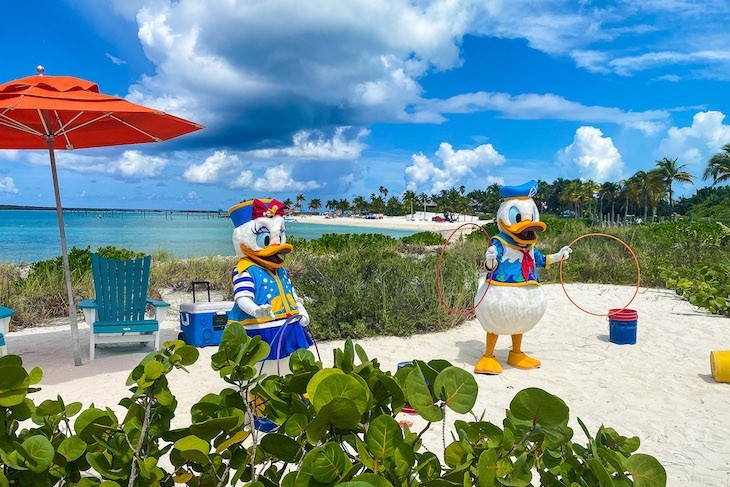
[472, 181, 572, 375]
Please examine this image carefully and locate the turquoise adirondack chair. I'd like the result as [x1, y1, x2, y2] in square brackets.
[0, 305, 13, 356]
[79, 254, 170, 360]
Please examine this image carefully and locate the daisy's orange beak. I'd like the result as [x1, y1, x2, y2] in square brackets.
[241, 243, 293, 269]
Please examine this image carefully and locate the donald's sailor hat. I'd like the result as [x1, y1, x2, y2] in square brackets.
[499, 180, 538, 200]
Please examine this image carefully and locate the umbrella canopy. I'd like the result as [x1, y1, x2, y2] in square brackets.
[0, 67, 203, 365]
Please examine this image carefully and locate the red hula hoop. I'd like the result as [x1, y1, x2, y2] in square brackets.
[436, 222, 493, 316]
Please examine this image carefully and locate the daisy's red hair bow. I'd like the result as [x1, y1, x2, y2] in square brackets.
[252, 199, 286, 219]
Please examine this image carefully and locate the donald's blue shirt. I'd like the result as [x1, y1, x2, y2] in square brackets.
[488, 232, 549, 286]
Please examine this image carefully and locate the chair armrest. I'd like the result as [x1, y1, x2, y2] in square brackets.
[147, 299, 170, 322]
[78, 299, 98, 325]
[147, 299, 170, 308]
[0, 306, 13, 319]
[78, 299, 98, 309]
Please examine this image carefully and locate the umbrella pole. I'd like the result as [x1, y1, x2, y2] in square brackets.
[46, 138, 83, 366]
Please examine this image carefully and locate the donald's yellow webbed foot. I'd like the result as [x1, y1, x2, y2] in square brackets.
[475, 355, 502, 375]
[507, 351, 541, 369]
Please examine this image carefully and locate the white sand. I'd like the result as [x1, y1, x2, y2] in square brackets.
[4, 284, 729, 485]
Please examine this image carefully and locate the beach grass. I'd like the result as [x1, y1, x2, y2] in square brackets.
[1, 220, 728, 330]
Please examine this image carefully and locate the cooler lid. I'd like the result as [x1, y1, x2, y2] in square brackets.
[180, 301, 235, 313]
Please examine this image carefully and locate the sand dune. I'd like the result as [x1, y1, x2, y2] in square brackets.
[4, 284, 729, 485]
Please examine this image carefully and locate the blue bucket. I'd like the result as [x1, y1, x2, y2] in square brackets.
[608, 308, 638, 345]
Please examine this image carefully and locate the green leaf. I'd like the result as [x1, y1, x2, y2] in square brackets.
[74, 407, 116, 442]
[311, 443, 351, 483]
[0, 472, 8, 487]
[588, 458, 616, 487]
[177, 345, 199, 366]
[625, 454, 667, 487]
[312, 373, 369, 415]
[444, 441, 468, 468]
[284, 413, 308, 436]
[143, 360, 165, 380]
[190, 416, 241, 440]
[306, 397, 361, 443]
[260, 433, 302, 463]
[509, 388, 569, 427]
[0, 365, 30, 407]
[173, 435, 211, 465]
[433, 366, 478, 414]
[215, 429, 249, 453]
[477, 449, 498, 487]
[65, 401, 83, 417]
[0, 355, 22, 367]
[306, 368, 344, 401]
[20, 436, 55, 472]
[352, 473, 392, 487]
[28, 366, 43, 385]
[376, 375, 405, 413]
[86, 452, 127, 480]
[405, 366, 444, 422]
[57, 435, 87, 462]
[365, 414, 403, 463]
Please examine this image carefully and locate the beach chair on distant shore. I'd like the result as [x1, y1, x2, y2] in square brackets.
[0, 305, 14, 356]
[79, 254, 169, 360]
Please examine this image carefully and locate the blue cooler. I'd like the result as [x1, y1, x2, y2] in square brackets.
[179, 301, 234, 347]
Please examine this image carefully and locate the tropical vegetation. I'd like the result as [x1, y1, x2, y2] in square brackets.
[0, 332, 667, 485]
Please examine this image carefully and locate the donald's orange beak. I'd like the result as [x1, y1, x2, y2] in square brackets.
[499, 219, 546, 245]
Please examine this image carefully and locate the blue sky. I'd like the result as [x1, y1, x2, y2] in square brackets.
[1, 0, 729, 210]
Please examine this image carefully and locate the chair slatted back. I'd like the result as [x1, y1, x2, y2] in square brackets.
[91, 253, 151, 322]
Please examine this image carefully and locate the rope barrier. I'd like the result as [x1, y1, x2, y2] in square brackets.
[558, 233, 641, 317]
[436, 222, 493, 315]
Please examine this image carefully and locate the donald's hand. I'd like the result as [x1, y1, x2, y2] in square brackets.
[485, 245, 498, 270]
[558, 246, 573, 262]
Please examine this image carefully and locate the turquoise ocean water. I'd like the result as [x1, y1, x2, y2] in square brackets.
[0, 210, 416, 264]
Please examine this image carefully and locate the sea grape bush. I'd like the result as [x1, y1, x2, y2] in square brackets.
[662, 263, 730, 316]
[0, 327, 666, 486]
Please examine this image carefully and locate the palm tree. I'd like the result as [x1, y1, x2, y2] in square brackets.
[599, 182, 621, 223]
[655, 157, 695, 215]
[296, 193, 306, 212]
[308, 198, 322, 213]
[283, 198, 293, 209]
[352, 196, 368, 214]
[402, 190, 417, 217]
[629, 170, 664, 221]
[379, 186, 388, 202]
[704, 144, 730, 185]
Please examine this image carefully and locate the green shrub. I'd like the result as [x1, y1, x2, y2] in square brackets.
[399, 231, 445, 246]
[0, 334, 667, 486]
[662, 263, 730, 316]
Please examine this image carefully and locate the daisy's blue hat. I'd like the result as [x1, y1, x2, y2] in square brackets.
[500, 180, 538, 200]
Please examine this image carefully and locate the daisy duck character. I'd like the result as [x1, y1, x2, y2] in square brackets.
[473, 180, 572, 375]
[227, 198, 312, 360]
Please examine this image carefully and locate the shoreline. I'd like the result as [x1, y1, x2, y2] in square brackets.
[293, 212, 487, 236]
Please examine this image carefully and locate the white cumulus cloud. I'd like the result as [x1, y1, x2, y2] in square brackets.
[183, 151, 241, 183]
[658, 111, 730, 166]
[246, 127, 369, 160]
[113, 150, 168, 178]
[251, 166, 321, 192]
[558, 126, 623, 182]
[405, 142, 505, 193]
[0, 176, 18, 193]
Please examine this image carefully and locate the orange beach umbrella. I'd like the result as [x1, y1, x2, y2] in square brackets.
[0, 66, 204, 365]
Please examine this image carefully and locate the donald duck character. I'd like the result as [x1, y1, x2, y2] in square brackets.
[227, 198, 312, 360]
[473, 180, 572, 375]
